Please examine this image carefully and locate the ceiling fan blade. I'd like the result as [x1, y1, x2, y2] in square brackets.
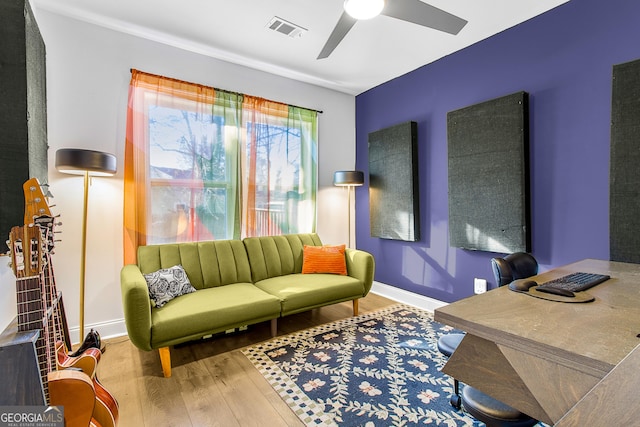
[382, 0, 467, 35]
[317, 11, 358, 59]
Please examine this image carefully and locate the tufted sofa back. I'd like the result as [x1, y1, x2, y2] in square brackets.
[137, 239, 253, 290]
[243, 233, 323, 282]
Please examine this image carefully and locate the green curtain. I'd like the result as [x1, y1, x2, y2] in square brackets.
[287, 106, 318, 233]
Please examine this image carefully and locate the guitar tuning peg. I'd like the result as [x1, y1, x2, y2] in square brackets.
[54, 239, 62, 243]
[49, 204, 57, 208]
[41, 184, 54, 198]
[55, 222, 62, 226]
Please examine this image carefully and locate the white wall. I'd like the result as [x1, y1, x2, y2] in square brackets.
[0, 9, 356, 340]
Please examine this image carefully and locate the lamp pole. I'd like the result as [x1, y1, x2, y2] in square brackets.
[333, 170, 364, 249]
[347, 184, 353, 248]
[78, 171, 89, 343]
[56, 148, 117, 344]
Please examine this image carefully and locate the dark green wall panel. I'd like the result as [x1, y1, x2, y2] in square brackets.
[0, 0, 48, 252]
[447, 91, 530, 253]
[610, 58, 640, 263]
[369, 121, 420, 241]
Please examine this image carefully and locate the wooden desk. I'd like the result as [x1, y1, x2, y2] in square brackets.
[434, 259, 640, 425]
[555, 342, 640, 426]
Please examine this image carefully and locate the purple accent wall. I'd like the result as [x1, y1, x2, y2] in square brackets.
[355, 0, 640, 302]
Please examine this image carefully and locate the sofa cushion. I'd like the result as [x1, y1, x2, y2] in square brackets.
[302, 244, 347, 275]
[143, 264, 196, 307]
[244, 233, 323, 282]
[150, 282, 281, 347]
[254, 273, 365, 315]
[138, 239, 252, 290]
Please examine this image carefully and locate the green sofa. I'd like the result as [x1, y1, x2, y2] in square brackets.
[120, 233, 375, 377]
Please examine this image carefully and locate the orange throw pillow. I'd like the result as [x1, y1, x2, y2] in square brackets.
[302, 244, 347, 275]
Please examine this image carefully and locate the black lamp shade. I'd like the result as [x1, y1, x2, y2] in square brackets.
[55, 148, 117, 176]
[333, 170, 364, 186]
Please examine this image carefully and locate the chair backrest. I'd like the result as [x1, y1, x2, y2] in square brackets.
[491, 252, 538, 287]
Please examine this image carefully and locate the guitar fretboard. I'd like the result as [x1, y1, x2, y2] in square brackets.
[16, 276, 45, 333]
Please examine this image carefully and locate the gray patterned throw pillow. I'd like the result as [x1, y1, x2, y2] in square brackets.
[143, 264, 196, 308]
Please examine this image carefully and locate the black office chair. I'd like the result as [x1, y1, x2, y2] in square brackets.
[437, 252, 538, 426]
[491, 252, 538, 287]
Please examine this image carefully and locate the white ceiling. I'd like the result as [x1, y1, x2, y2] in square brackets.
[33, 0, 569, 95]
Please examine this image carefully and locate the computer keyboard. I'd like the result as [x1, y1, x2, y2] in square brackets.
[537, 272, 611, 293]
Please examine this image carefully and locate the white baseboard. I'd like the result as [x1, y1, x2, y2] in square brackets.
[70, 318, 127, 345]
[77, 282, 448, 344]
[370, 281, 448, 313]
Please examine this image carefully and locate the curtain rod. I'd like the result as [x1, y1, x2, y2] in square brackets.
[129, 68, 323, 114]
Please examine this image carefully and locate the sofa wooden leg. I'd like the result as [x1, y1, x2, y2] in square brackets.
[353, 299, 359, 316]
[270, 318, 278, 337]
[159, 347, 172, 378]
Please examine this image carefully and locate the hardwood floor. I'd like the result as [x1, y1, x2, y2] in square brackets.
[97, 293, 398, 427]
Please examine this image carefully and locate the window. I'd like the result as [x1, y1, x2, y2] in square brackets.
[242, 100, 318, 238]
[147, 103, 233, 243]
[124, 70, 318, 263]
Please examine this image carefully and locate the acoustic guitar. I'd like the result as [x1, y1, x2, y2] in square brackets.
[11, 178, 120, 427]
[9, 224, 95, 426]
[22, 179, 102, 376]
[24, 179, 103, 354]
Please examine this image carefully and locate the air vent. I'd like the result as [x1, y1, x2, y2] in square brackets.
[267, 16, 307, 38]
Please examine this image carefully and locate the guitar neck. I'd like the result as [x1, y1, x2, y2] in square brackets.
[16, 276, 45, 333]
[34, 328, 52, 403]
[43, 252, 72, 352]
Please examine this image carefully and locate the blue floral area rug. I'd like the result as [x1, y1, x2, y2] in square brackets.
[242, 303, 481, 426]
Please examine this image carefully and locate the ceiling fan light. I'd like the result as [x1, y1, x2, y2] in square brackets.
[344, 0, 385, 20]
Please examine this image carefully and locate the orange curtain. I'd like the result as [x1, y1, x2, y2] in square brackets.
[123, 69, 216, 264]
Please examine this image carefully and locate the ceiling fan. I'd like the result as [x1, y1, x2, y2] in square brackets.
[318, 0, 468, 59]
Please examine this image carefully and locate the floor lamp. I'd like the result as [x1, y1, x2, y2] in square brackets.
[55, 148, 117, 344]
[333, 171, 364, 248]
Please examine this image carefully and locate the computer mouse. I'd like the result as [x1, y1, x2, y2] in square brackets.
[508, 279, 537, 292]
[536, 287, 575, 297]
